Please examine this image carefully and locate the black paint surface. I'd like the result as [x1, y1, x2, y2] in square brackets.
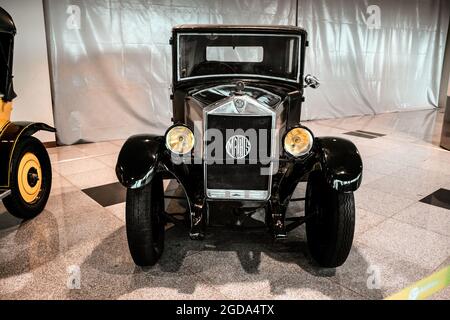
[420, 188, 450, 210]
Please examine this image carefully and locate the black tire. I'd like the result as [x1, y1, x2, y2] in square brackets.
[126, 174, 165, 266]
[305, 171, 355, 268]
[3, 136, 52, 220]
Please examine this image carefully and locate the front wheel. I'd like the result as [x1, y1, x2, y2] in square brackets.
[305, 172, 355, 268]
[3, 136, 52, 219]
[126, 174, 165, 266]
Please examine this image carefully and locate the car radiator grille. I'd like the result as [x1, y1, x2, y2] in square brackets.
[205, 114, 273, 200]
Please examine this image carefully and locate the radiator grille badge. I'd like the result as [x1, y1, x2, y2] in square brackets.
[226, 135, 251, 159]
[234, 98, 245, 113]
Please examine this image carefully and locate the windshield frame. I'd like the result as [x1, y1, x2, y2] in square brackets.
[176, 32, 303, 84]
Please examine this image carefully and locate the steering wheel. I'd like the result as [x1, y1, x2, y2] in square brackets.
[191, 61, 235, 76]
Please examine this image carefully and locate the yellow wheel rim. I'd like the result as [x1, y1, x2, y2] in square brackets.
[17, 152, 42, 204]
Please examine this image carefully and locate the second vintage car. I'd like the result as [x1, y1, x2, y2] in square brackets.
[0, 7, 54, 220]
[116, 25, 363, 268]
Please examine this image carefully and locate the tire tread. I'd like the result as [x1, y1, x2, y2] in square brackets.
[126, 175, 164, 266]
[305, 172, 355, 268]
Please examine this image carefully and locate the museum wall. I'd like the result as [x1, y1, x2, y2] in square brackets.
[1, 0, 55, 143]
[43, 0, 450, 145]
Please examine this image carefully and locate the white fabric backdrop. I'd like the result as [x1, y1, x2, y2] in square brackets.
[44, 0, 449, 145]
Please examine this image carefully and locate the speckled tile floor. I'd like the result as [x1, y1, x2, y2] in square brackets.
[0, 109, 449, 300]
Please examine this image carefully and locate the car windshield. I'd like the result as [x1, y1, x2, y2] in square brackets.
[177, 33, 301, 83]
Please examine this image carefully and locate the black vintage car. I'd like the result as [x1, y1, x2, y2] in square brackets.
[116, 25, 363, 268]
[0, 7, 54, 219]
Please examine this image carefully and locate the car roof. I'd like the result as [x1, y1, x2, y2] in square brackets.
[172, 24, 306, 35]
[0, 7, 16, 35]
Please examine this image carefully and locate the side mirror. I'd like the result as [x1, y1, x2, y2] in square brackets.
[304, 74, 320, 89]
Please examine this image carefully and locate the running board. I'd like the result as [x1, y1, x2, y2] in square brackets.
[0, 190, 11, 200]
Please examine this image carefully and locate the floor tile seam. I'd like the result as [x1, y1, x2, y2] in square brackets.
[53, 152, 118, 165]
[388, 213, 450, 240]
[275, 271, 372, 300]
[355, 214, 389, 238]
[353, 237, 448, 273]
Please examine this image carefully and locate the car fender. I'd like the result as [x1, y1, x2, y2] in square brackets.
[115, 134, 165, 189]
[315, 137, 363, 192]
[0, 121, 56, 188]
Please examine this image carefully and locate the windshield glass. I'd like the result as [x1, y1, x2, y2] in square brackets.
[177, 33, 301, 83]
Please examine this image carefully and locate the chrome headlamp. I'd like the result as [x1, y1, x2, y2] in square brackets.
[165, 125, 195, 155]
[283, 127, 314, 157]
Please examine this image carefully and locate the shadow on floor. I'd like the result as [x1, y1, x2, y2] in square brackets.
[0, 185, 384, 299]
[0, 210, 60, 278]
[69, 222, 383, 299]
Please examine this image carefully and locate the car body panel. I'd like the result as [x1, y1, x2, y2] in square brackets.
[0, 121, 55, 188]
[315, 137, 363, 192]
[116, 134, 164, 189]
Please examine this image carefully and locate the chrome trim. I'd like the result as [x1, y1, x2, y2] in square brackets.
[332, 173, 362, 191]
[192, 84, 282, 108]
[129, 167, 155, 189]
[177, 33, 302, 83]
[0, 189, 11, 200]
[203, 95, 277, 201]
[181, 73, 299, 83]
[207, 189, 269, 200]
[204, 94, 277, 118]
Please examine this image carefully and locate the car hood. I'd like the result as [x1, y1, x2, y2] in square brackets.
[190, 83, 290, 109]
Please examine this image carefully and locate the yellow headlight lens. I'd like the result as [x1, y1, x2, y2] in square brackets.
[283, 127, 313, 157]
[165, 126, 195, 154]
